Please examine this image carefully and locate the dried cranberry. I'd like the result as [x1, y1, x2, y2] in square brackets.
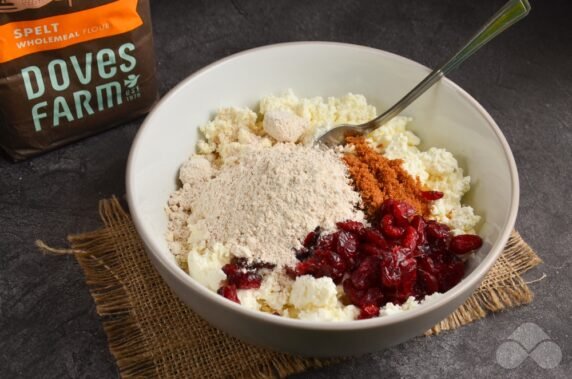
[426, 221, 451, 240]
[240, 274, 263, 289]
[450, 235, 483, 254]
[363, 228, 389, 249]
[402, 226, 419, 251]
[380, 214, 405, 239]
[417, 256, 439, 294]
[389, 291, 409, 306]
[351, 256, 380, 290]
[410, 215, 427, 246]
[343, 279, 383, 309]
[362, 287, 384, 307]
[421, 190, 444, 201]
[222, 262, 239, 277]
[323, 251, 347, 284]
[414, 244, 430, 258]
[336, 220, 365, 235]
[337, 230, 358, 264]
[343, 279, 365, 306]
[396, 245, 414, 260]
[217, 284, 240, 303]
[438, 258, 465, 292]
[418, 270, 439, 295]
[296, 256, 317, 275]
[293, 260, 316, 277]
[358, 304, 380, 319]
[397, 257, 417, 298]
[223, 266, 262, 289]
[222, 259, 265, 289]
[316, 232, 338, 251]
[303, 226, 321, 247]
[379, 199, 397, 216]
[380, 249, 401, 288]
[249, 261, 276, 270]
[360, 243, 384, 257]
[295, 247, 312, 261]
[392, 201, 416, 226]
[429, 238, 449, 257]
[293, 248, 347, 284]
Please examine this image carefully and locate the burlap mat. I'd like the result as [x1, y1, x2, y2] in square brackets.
[38, 198, 542, 378]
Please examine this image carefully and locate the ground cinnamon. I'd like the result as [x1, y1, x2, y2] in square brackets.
[343, 136, 430, 217]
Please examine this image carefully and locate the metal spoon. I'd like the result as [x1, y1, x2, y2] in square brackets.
[317, 0, 531, 147]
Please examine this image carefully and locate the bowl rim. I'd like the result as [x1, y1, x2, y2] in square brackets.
[126, 41, 520, 331]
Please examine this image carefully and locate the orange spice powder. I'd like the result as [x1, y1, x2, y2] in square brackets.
[343, 136, 431, 217]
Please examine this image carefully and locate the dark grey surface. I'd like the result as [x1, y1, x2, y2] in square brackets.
[1, 0, 570, 378]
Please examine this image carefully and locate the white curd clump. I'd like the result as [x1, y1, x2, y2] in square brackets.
[379, 293, 444, 317]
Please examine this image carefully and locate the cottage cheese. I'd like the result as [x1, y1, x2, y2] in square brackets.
[187, 243, 230, 291]
[260, 89, 377, 145]
[379, 293, 444, 317]
[232, 271, 358, 321]
[288, 276, 359, 321]
[197, 107, 272, 164]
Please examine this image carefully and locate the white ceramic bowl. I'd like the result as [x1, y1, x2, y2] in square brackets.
[126, 42, 519, 357]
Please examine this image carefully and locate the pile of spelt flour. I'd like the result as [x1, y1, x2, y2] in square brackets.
[167, 143, 365, 268]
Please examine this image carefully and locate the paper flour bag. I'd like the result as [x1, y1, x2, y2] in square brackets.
[0, 0, 158, 160]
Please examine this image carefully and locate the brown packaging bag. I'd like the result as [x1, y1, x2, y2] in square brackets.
[0, 0, 158, 160]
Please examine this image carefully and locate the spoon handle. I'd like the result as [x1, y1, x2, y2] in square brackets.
[365, 0, 531, 133]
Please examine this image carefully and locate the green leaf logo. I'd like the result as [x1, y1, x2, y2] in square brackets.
[124, 74, 140, 88]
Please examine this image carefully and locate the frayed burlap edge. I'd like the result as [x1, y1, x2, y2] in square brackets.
[39, 202, 157, 377]
[37, 198, 542, 378]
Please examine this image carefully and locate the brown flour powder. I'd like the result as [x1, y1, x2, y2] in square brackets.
[168, 143, 365, 268]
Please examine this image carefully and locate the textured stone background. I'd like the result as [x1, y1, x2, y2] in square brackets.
[1, 0, 570, 378]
